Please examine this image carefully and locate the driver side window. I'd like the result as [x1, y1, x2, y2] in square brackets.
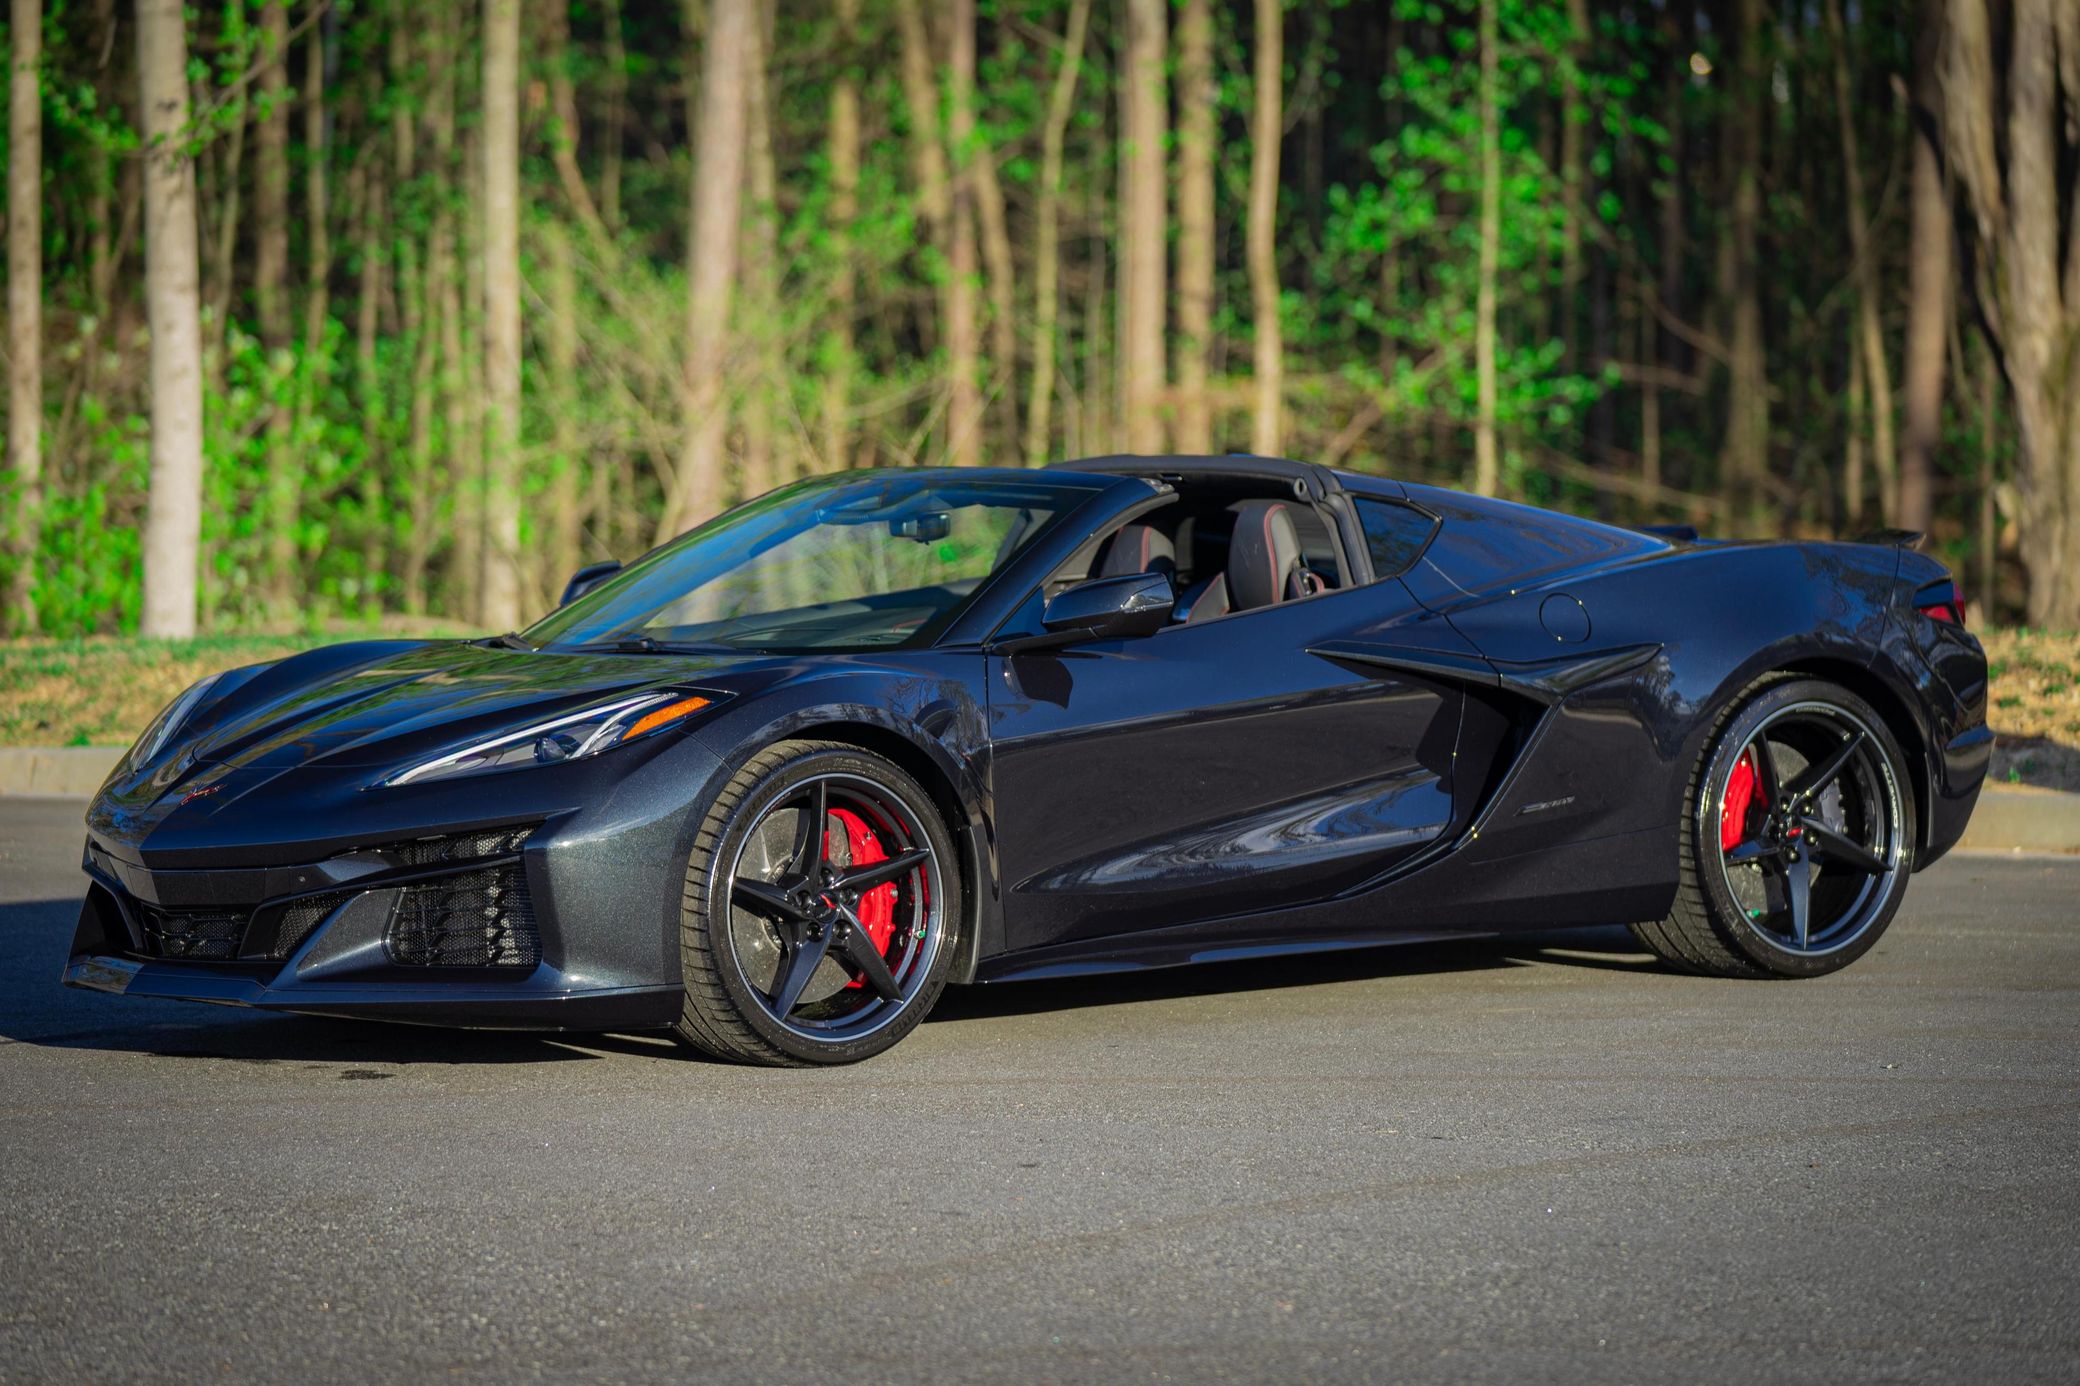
[1022, 487, 1353, 634]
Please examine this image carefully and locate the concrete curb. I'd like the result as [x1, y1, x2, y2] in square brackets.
[1, 746, 2075, 853]
[0, 746, 123, 799]
[1953, 783, 2080, 854]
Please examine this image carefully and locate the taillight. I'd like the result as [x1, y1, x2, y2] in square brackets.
[1915, 578, 1966, 628]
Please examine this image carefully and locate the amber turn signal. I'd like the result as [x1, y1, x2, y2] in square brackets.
[620, 695, 712, 741]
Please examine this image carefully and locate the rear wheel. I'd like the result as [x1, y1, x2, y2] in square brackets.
[674, 740, 960, 1065]
[1632, 678, 1915, 978]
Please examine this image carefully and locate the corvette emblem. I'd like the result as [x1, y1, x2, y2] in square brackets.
[179, 784, 222, 805]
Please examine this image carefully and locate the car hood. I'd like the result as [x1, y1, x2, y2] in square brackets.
[177, 639, 783, 775]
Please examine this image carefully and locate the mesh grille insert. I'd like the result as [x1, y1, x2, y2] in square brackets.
[137, 906, 247, 961]
[387, 865, 540, 968]
[260, 891, 356, 961]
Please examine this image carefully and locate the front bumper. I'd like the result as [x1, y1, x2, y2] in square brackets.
[66, 747, 721, 1030]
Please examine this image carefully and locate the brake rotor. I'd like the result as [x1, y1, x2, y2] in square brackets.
[729, 802, 905, 1005]
[730, 806, 851, 1006]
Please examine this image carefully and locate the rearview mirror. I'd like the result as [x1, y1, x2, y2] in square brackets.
[560, 559, 623, 607]
[890, 513, 953, 543]
[992, 572, 1174, 654]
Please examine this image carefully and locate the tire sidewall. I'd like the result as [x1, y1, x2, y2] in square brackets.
[1695, 679, 1917, 977]
[692, 744, 962, 1064]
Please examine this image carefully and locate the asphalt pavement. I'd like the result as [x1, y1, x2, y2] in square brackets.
[1, 796, 2075, 1384]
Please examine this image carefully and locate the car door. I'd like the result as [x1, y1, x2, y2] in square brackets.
[983, 582, 1467, 956]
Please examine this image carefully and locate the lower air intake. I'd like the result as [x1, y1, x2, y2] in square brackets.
[259, 891, 356, 961]
[138, 906, 247, 961]
[387, 865, 540, 968]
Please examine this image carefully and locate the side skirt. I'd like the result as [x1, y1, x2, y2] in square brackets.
[971, 926, 1487, 985]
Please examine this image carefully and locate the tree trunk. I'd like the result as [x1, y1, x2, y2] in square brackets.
[1559, 0, 1586, 376]
[1976, 335, 1997, 615]
[1377, 5, 1402, 427]
[1121, 0, 1167, 454]
[1897, 0, 1948, 533]
[271, 0, 329, 611]
[203, 34, 245, 360]
[85, 0, 117, 314]
[601, 0, 626, 228]
[356, 157, 385, 605]
[1824, 0, 1899, 525]
[403, 220, 439, 617]
[822, 0, 862, 472]
[1247, 0, 1283, 457]
[739, 0, 780, 498]
[663, 0, 753, 540]
[479, 0, 522, 630]
[944, 0, 983, 466]
[1639, 276, 1661, 494]
[300, 2, 331, 359]
[546, 222, 580, 605]
[137, 0, 205, 638]
[254, 0, 290, 349]
[1472, 0, 1500, 496]
[973, 120, 1020, 456]
[893, 0, 949, 248]
[1174, 0, 1215, 454]
[7, 0, 41, 633]
[1022, 0, 1092, 469]
[256, 0, 293, 613]
[434, 8, 477, 619]
[544, 0, 607, 242]
[1944, 0, 2080, 624]
[1845, 322, 1867, 529]
[1657, 0, 1689, 387]
[1721, 0, 1768, 515]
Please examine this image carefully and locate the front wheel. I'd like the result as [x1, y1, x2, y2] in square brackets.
[1632, 678, 1916, 978]
[674, 740, 961, 1065]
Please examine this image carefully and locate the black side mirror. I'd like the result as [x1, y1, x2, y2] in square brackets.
[560, 559, 623, 607]
[993, 572, 1174, 654]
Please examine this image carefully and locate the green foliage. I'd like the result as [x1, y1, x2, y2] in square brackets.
[0, 0, 2032, 637]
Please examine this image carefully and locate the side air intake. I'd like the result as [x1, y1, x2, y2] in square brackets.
[386, 864, 540, 968]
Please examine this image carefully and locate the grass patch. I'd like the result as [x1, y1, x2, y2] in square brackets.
[1979, 628, 2080, 793]
[0, 623, 472, 749]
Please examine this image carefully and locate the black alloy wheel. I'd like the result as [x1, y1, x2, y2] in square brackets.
[1633, 678, 1916, 978]
[675, 740, 960, 1065]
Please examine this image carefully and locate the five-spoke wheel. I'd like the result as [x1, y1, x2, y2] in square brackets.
[1634, 678, 1916, 977]
[675, 741, 959, 1065]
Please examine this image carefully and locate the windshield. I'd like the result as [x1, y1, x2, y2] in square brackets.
[523, 471, 1100, 653]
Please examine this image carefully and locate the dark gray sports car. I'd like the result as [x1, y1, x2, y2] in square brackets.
[67, 455, 1990, 1064]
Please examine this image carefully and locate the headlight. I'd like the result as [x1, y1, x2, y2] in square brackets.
[382, 689, 723, 787]
[129, 673, 227, 769]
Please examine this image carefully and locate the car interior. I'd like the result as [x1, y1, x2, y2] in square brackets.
[1043, 476, 1352, 626]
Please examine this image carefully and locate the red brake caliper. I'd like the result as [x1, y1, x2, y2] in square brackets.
[1720, 748, 1759, 852]
[826, 808, 898, 987]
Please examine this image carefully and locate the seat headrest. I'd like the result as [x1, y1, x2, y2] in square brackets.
[1225, 501, 1304, 612]
[1095, 522, 1177, 580]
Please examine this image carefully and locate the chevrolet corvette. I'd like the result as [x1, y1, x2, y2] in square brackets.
[66, 455, 1990, 1064]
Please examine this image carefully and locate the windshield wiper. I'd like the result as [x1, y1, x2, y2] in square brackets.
[564, 636, 729, 655]
[477, 631, 536, 652]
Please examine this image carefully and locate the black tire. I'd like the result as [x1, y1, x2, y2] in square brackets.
[673, 739, 962, 1066]
[1631, 677, 1916, 979]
